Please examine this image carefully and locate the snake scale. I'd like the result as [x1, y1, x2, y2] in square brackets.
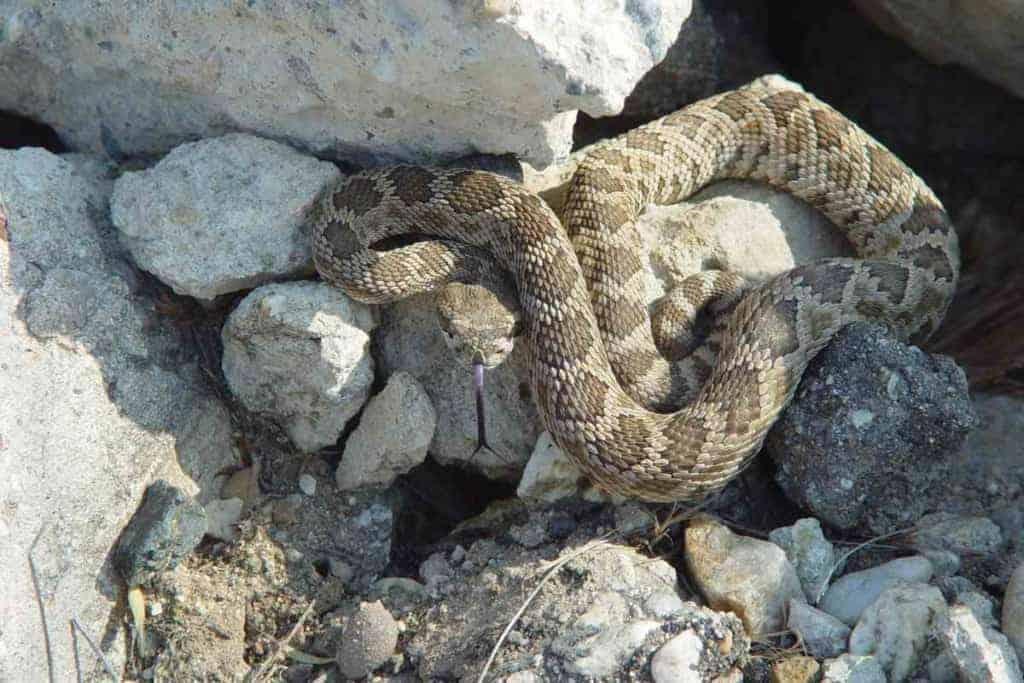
[313, 81, 960, 503]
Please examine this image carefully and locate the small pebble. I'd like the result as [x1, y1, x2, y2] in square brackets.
[336, 601, 400, 680]
[298, 474, 317, 496]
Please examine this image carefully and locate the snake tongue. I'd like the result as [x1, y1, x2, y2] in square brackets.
[470, 362, 511, 463]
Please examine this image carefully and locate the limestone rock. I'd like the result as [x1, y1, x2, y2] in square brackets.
[111, 134, 339, 300]
[0, 2, 692, 167]
[336, 372, 436, 490]
[0, 148, 235, 681]
[221, 281, 376, 452]
[848, 582, 947, 681]
[937, 604, 1023, 683]
[820, 654, 886, 683]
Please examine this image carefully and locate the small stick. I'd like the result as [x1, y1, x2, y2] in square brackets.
[477, 537, 616, 683]
[70, 617, 119, 681]
[247, 600, 316, 683]
[28, 526, 57, 683]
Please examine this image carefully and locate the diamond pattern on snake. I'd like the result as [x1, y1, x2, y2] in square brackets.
[313, 80, 959, 503]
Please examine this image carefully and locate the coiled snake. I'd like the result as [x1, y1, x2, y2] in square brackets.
[312, 81, 959, 502]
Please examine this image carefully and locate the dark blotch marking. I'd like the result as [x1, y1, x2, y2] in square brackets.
[900, 244, 955, 282]
[868, 262, 910, 304]
[581, 165, 629, 194]
[797, 262, 855, 304]
[387, 166, 437, 205]
[811, 107, 851, 151]
[447, 170, 507, 215]
[903, 197, 953, 237]
[855, 299, 887, 320]
[762, 90, 806, 129]
[712, 91, 756, 123]
[759, 298, 800, 358]
[333, 176, 383, 216]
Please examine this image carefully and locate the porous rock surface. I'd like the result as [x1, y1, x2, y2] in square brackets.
[0, 148, 235, 680]
[0, 1, 692, 166]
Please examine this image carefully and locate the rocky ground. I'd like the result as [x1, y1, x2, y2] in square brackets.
[2, 1, 1023, 682]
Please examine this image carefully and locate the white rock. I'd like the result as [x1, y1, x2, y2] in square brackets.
[770, 518, 837, 603]
[637, 177, 850, 308]
[937, 604, 1023, 683]
[336, 372, 437, 490]
[111, 134, 339, 300]
[650, 630, 704, 683]
[0, 149, 236, 681]
[820, 654, 886, 683]
[1005, 562, 1024, 661]
[854, 1, 1024, 99]
[0, 2, 691, 167]
[684, 516, 805, 637]
[517, 432, 584, 502]
[820, 556, 934, 626]
[787, 599, 851, 659]
[848, 582, 946, 682]
[222, 281, 377, 452]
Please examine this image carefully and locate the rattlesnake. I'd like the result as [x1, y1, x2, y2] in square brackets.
[313, 80, 959, 502]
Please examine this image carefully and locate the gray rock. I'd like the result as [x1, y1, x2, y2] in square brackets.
[621, 1, 780, 120]
[375, 294, 539, 480]
[820, 556, 934, 626]
[408, 508, 747, 681]
[923, 550, 961, 578]
[336, 601, 400, 680]
[221, 281, 376, 452]
[0, 148, 235, 681]
[1004, 562, 1024, 661]
[336, 372, 436, 490]
[114, 480, 208, 586]
[684, 516, 805, 638]
[0, 2, 690, 167]
[770, 518, 837, 603]
[787, 600, 851, 659]
[853, 0, 1024, 100]
[650, 630, 705, 682]
[767, 322, 976, 534]
[111, 134, 339, 300]
[820, 654, 886, 683]
[957, 591, 997, 628]
[937, 604, 1023, 683]
[516, 431, 620, 504]
[910, 512, 1003, 557]
[848, 582, 947, 682]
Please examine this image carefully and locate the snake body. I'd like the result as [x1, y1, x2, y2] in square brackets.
[313, 82, 959, 502]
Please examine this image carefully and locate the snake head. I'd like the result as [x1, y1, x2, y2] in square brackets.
[436, 281, 522, 369]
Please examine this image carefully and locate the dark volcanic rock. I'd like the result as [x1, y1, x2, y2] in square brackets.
[767, 322, 976, 535]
